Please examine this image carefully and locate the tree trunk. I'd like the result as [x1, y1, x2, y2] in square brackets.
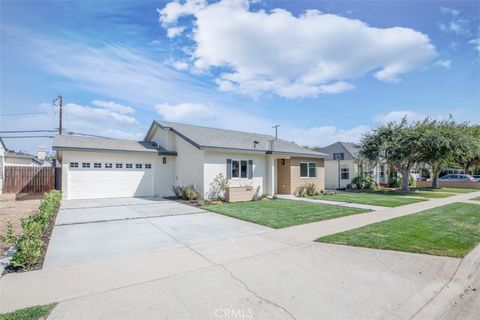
[431, 166, 440, 189]
[401, 169, 410, 191]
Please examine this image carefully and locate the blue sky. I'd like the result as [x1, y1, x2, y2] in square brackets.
[1, 0, 479, 153]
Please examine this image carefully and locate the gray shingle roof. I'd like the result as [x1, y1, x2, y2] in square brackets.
[155, 121, 327, 157]
[53, 135, 176, 155]
[317, 141, 359, 160]
[5, 150, 43, 164]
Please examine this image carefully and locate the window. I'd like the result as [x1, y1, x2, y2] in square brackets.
[70, 162, 78, 168]
[136, 163, 142, 169]
[82, 162, 90, 168]
[94, 163, 101, 168]
[309, 163, 316, 177]
[341, 168, 349, 180]
[230, 160, 249, 178]
[300, 162, 317, 178]
[116, 163, 123, 169]
[126, 163, 133, 169]
[240, 160, 247, 178]
[232, 160, 240, 178]
[105, 163, 113, 169]
[145, 164, 152, 169]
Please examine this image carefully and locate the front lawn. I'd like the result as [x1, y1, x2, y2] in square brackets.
[415, 187, 478, 194]
[316, 203, 480, 258]
[200, 199, 368, 228]
[471, 196, 480, 201]
[0, 303, 57, 320]
[311, 193, 426, 207]
[369, 190, 455, 198]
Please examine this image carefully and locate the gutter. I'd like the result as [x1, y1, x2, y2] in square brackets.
[52, 146, 177, 156]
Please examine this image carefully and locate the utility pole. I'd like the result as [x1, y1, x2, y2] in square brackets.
[54, 95, 63, 135]
[272, 124, 280, 140]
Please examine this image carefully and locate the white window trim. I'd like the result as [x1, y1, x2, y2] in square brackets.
[300, 162, 317, 178]
[230, 159, 250, 179]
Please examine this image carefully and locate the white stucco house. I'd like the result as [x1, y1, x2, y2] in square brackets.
[318, 141, 389, 189]
[53, 121, 327, 200]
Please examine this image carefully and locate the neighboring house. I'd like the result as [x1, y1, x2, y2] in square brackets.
[53, 121, 327, 200]
[0, 137, 5, 194]
[318, 141, 388, 189]
[4, 151, 43, 167]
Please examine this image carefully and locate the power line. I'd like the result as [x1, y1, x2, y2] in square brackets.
[0, 130, 56, 133]
[0, 112, 50, 117]
[1, 136, 54, 139]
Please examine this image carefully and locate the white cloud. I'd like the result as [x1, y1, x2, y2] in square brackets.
[373, 110, 425, 124]
[469, 37, 480, 53]
[167, 26, 185, 38]
[91, 100, 135, 114]
[3, 26, 214, 108]
[287, 125, 371, 147]
[438, 7, 470, 36]
[435, 59, 451, 68]
[155, 102, 217, 121]
[158, 0, 436, 98]
[172, 60, 190, 70]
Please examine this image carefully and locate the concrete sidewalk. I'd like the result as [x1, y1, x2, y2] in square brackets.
[277, 194, 386, 211]
[1, 191, 479, 318]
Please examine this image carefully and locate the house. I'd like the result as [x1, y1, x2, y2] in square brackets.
[53, 121, 327, 200]
[0, 138, 5, 194]
[318, 141, 388, 189]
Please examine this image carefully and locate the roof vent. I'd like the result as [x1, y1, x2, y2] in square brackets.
[253, 140, 259, 148]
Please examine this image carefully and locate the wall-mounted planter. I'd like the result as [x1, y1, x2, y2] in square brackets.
[226, 186, 253, 202]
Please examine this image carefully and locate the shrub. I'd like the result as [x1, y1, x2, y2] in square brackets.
[0, 222, 16, 246]
[351, 173, 378, 190]
[9, 190, 61, 269]
[184, 185, 199, 202]
[298, 183, 317, 197]
[171, 186, 183, 198]
[207, 174, 228, 201]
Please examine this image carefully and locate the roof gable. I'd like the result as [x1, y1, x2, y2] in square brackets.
[317, 141, 359, 160]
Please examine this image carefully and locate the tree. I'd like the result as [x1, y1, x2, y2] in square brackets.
[359, 119, 423, 191]
[456, 124, 480, 174]
[416, 119, 472, 189]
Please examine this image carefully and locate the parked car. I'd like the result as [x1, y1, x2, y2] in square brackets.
[473, 175, 480, 181]
[439, 174, 479, 182]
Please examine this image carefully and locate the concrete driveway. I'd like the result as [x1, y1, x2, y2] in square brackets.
[44, 197, 268, 268]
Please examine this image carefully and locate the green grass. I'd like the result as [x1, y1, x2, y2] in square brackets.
[415, 187, 478, 194]
[200, 199, 368, 228]
[311, 193, 427, 207]
[471, 196, 480, 201]
[0, 303, 57, 320]
[317, 203, 480, 258]
[369, 190, 455, 198]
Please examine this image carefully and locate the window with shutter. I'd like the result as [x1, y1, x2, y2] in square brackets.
[226, 159, 232, 179]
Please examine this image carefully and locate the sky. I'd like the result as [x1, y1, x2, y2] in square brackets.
[1, 0, 479, 154]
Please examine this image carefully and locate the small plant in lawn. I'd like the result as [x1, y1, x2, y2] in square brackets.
[298, 183, 317, 197]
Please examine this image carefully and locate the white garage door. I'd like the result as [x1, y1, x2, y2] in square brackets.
[68, 163, 154, 199]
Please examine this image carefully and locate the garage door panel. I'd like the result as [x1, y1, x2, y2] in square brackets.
[69, 169, 154, 199]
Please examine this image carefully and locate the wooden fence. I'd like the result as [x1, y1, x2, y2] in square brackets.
[3, 166, 55, 194]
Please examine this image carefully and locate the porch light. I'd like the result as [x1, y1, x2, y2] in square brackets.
[163, 157, 167, 164]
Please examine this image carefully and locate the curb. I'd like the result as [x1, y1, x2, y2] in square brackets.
[412, 243, 480, 319]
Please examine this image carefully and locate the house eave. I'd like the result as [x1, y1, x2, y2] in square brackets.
[53, 146, 177, 156]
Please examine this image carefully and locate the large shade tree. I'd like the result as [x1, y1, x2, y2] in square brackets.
[416, 119, 474, 189]
[359, 119, 423, 191]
